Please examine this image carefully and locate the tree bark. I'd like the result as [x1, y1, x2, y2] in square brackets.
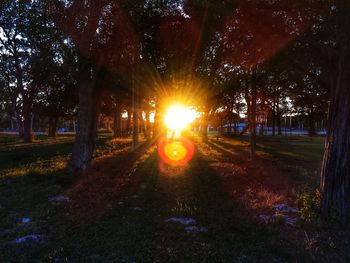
[126, 108, 131, 136]
[144, 110, 151, 140]
[234, 120, 238, 135]
[308, 112, 317, 136]
[15, 113, 23, 138]
[272, 102, 276, 136]
[249, 72, 257, 159]
[22, 100, 33, 143]
[201, 107, 209, 142]
[320, 62, 350, 219]
[68, 79, 100, 175]
[277, 116, 282, 135]
[113, 103, 122, 138]
[132, 81, 139, 150]
[48, 116, 58, 137]
[276, 104, 282, 135]
[11, 96, 23, 138]
[259, 122, 264, 136]
[23, 113, 33, 143]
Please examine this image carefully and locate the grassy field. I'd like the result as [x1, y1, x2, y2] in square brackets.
[0, 134, 348, 262]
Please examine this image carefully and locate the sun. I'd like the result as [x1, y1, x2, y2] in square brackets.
[164, 105, 197, 131]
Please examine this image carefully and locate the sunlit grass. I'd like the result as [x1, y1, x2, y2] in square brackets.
[0, 134, 132, 179]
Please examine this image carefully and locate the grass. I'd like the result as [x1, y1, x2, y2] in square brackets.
[0, 133, 348, 262]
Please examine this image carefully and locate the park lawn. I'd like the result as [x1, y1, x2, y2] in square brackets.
[0, 134, 348, 262]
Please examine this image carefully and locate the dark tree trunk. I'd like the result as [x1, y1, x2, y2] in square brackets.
[320, 62, 350, 219]
[132, 85, 139, 150]
[249, 72, 257, 159]
[308, 112, 317, 136]
[259, 122, 264, 136]
[19, 72, 34, 143]
[48, 116, 58, 137]
[132, 111, 139, 149]
[22, 108, 33, 143]
[113, 104, 122, 138]
[11, 97, 23, 138]
[139, 111, 147, 139]
[276, 103, 282, 136]
[272, 103, 276, 136]
[201, 107, 209, 142]
[259, 96, 266, 136]
[144, 110, 151, 141]
[234, 121, 238, 135]
[152, 99, 162, 140]
[126, 109, 131, 136]
[23, 116, 33, 142]
[277, 115, 282, 135]
[16, 114, 23, 138]
[68, 80, 100, 175]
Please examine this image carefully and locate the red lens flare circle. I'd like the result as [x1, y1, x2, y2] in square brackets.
[158, 136, 194, 166]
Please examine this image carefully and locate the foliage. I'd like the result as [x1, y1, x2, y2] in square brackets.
[297, 188, 321, 224]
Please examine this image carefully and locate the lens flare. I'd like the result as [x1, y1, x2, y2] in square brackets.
[158, 136, 194, 166]
[164, 142, 187, 161]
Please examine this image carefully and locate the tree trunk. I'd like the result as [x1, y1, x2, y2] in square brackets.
[22, 108, 33, 143]
[308, 112, 317, 136]
[11, 97, 23, 137]
[277, 117, 282, 135]
[201, 107, 209, 142]
[272, 104, 276, 136]
[249, 72, 257, 159]
[227, 113, 232, 136]
[276, 104, 282, 135]
[126, 108, 131, 136]
[113, 104, 122, 138]
[68, 80, 100, 175]
[320, 62, 350, 219]
[48, 116, 58, 137]
[234, 120, 238, 135]
[132, 110, 139, 149]
[16, 114, 23, 138]
[259, 122, 264, 136]
[144, 110, 151, 140]
[139, 111, 147, 139]
[132, 80, 139, 150]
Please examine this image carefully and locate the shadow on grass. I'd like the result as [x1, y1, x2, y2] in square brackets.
[37, 145, 312, 262]
[205, 140, 242, 160]
[0, 141, 152, 262]
[208, 137, 323, 188]
[210, 139, 249, 155]
[203, 138, 296, 216]
[0, 135, 132, 176]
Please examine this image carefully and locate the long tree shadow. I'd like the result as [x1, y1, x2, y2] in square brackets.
[46, 144, 312, 262]
[210, 138, 250, 158]
[207, 138, 294, 187]
[211, 136, 322, 187]
[0, 139, 150, 262]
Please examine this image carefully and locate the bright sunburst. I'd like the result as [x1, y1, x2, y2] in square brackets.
[164, 105, 197, 131]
